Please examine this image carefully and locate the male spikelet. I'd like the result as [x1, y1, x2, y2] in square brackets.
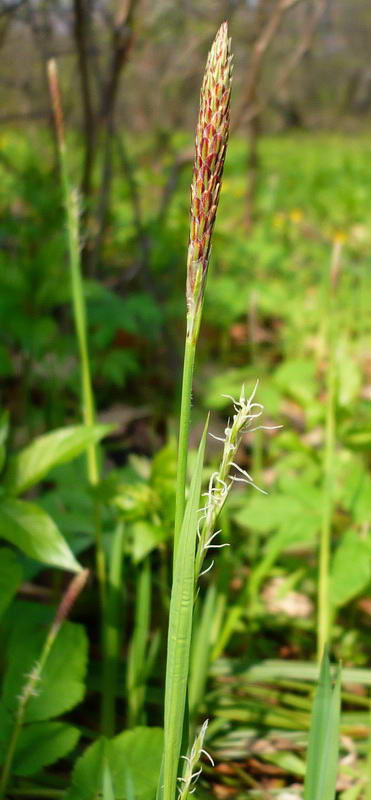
[187, 22, 232, 339]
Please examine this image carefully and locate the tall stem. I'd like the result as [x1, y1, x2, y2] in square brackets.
[47, 61, 109, 728]
[174, 332, 197, 560]
[317, 239, 341, 660]
[62, 157, 106, 615]
[318, 339, 336, 659]
[101, 522, 125, 736]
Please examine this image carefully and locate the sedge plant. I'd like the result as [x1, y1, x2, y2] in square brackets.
[160, 23, 273, 800]
[174, 22, 233, 557]
[162, 24, 233, 800]
[47, 61, 119, 736]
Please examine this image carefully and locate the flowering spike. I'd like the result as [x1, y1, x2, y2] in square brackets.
[187, 22, 232, 340]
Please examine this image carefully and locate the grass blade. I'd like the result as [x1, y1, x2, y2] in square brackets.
[304, 648, 341, 800]
[162, 418, 208, 800]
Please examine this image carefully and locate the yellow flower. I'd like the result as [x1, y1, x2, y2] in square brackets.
[289, 208, 304, 224]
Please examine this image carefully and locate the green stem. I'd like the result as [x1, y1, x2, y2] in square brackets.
[127, 558, 151, 728]
[318, 265, 337, 660]
[48, 61, 106, 610]
[174, 331, 197, 561]
[0, 630, 56, 798]
[60, 153, 105, 602]
[101, 522, 125, 736]
[49, 64, 111, 729]
[61, 159, 110, 731]
[318, 354, 336, 659]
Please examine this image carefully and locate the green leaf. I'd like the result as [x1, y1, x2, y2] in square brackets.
[336, 343, 362, 408]
[102, 742, 115, 800]
[304, 650, 341, 800]
[0, 547, 22, 618]
[110, 728, 163, 799]
[273, 358, 316, 407]
[261, 751, 306, 777]
[4, 424, 110, 495]
[162, 420, 208, 800]
[11, 722, 80, 776]
[66, 738, 106, 800]
[189, 584, 217, 719]
[131, 520, 167, 563]
[66, 728, 164, 800]
[330, 530, 370, 608]
[0, 602, 88, 737]
[0, 497, 81, 572]
[234, 485, 320, 540]
[342, 428, 371, 450]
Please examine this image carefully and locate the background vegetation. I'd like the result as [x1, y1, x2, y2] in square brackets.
[0, 2, 370, 799]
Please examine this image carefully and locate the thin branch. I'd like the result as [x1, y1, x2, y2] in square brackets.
[240, 0, 326, 126]
[73, 0, 96, 199]
[233, 0, 302, 131]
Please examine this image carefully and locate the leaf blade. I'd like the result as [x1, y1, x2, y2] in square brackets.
[0, 497, 81, 572]
[5, 424, 110, 496]
[162, 420, 208, 800]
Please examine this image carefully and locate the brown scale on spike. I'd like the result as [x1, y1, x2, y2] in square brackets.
[186, 22, 232, 329]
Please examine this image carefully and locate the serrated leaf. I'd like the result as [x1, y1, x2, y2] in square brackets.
[4, 424, 110, 495]
[0, 497, 81, 572]
[0, 547, 22, 618]
[0, 602, 88, 740]
[330, 530, 370, 608]
[11, 722, 80, 776]
[66, 728, 164, 800]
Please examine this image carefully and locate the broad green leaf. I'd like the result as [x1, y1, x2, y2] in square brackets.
[110, 728, 163, 799]
[66, 738, 106, 800]
[66, 728, 163, 800]
[163, 420, 208, 800]
[4, 424, 110, 495]
[10, 722, 80, 776]
[103, 743, 115, 800]
[0, 497, 81, 572]
[0, 547, 22, 618]
[273, 358, 316, 407]
[234, 486, 320, 540]
[131, 520, 167, 563]
[330, 530, 370, 608]
[339, 459, 371, 525]
[0, 602, 88, 740]
[336, 343, 361, 408]
[304, 650, 341, 800]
